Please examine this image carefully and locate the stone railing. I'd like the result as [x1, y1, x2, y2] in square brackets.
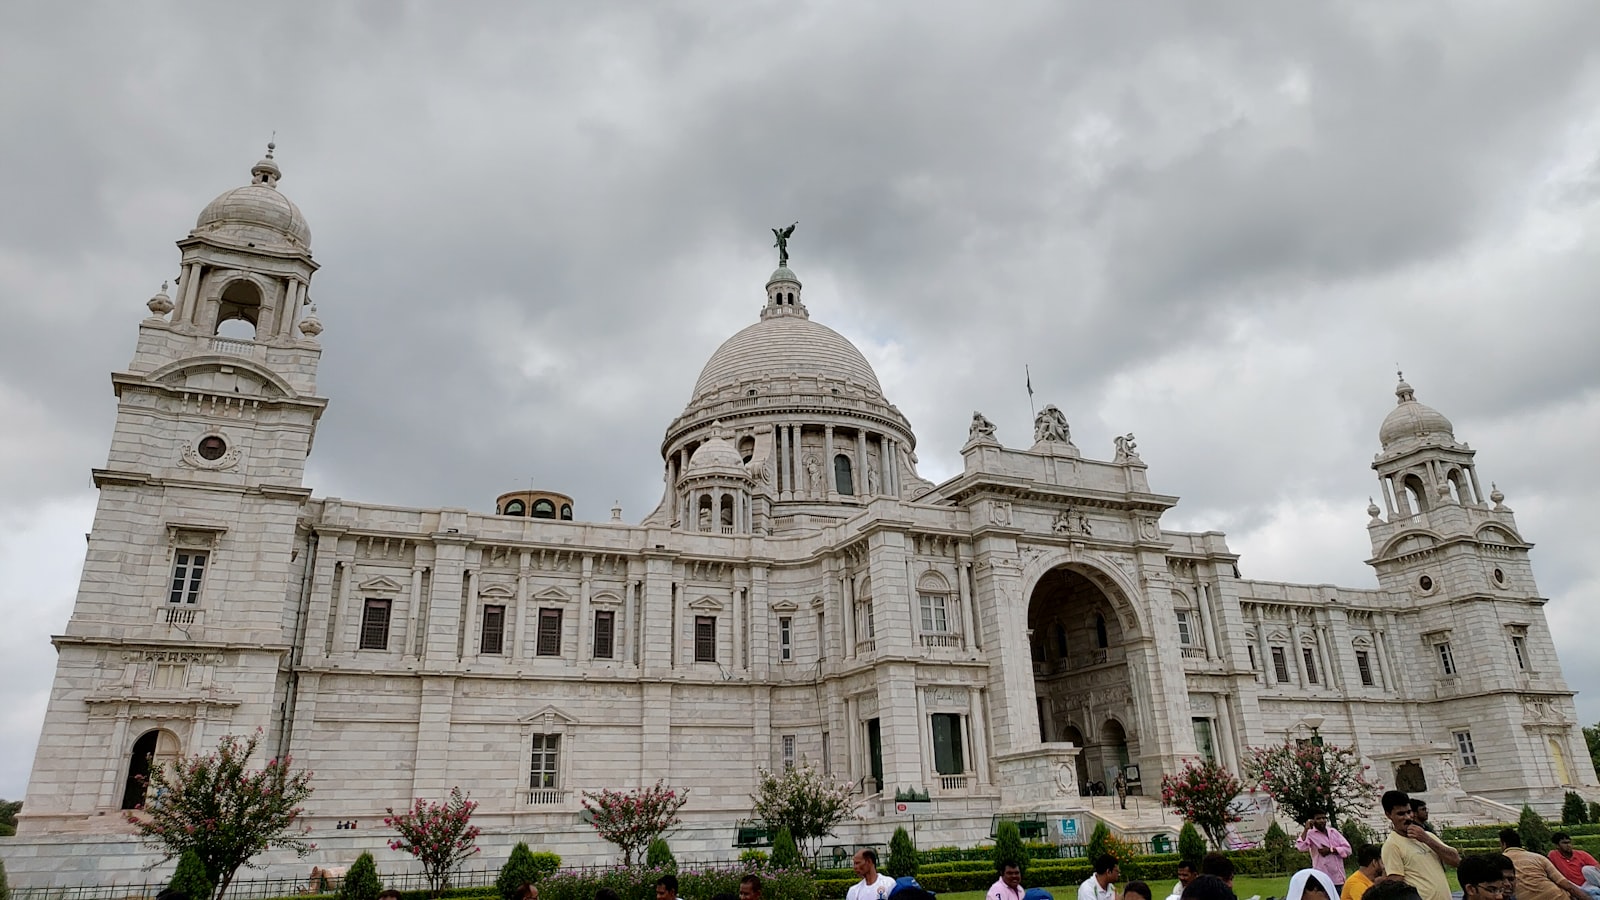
[855, 638, 876, 654]
[920, 633, 964, 649]
[208, 336, 257, 357]
[938, 774, 969, 791]
[1180, 646, 1206, 659]
[524, 788, 568, 805]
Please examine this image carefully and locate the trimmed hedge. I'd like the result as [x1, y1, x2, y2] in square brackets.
[536, 867, 815, 900]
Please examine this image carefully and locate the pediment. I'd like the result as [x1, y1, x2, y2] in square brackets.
[689, 595, 724, 612]
[1267, 630, 1290, 644]
[1379, 529, 1442, 559]
[770, 599, 801, 613]
[917, 571, 950, 593]
[518, 704, 578, 726]
[1352, 635, 1374, 649]
[478, 583, 515, 599]
[1476, 524, 1524, 546]
[144, 357, 296, 400]
[358, 575, 406, 594]
[592, 591, 623, 607]
[534, 586, 571, 603]
[810, 595, 826, 610]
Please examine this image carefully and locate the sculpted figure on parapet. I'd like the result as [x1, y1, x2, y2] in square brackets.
[1034, 404, 1071, 443]
[969, 410, 998, 441]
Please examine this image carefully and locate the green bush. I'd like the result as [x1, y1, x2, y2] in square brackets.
[1178, 822, 1206, 860]
[1342, 819, 1379, 854]
[169, 848, 216, 900]
[1590, 803, 1600, 826]
[1086, 821, 1112, 864]
[536, 867, 815, 900]
[496, 844, 543, 900]
[646, 838, 676, 870]
[994, 820, 1028, 877]
[1262, 821, 1294, 874]
[887, 826, 919, 878]
[1521, 805, 1555, 855]
[772, 827, 803, 869]
[1564, 792, 1590, 826]
[340, 852, 382, 900]
[740, 849, 770, 869]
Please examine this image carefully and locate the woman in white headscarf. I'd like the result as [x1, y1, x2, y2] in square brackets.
[1287, 868, 1342, 900]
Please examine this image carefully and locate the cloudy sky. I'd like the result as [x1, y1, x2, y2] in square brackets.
[2, 2, 1598, 801]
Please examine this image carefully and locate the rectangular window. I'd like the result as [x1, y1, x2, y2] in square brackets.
[821, 731, 830, 772]
[931, 713, 965, 775]
[864, 602, 876, 640]
[593, 610, 615, 659]
[1454, 730, 1478, 767]
[695, 615, 717, 663]
[359, 599, 391, 651]
[1511, 635, 1528, 671]
[919, 593, 948, 633]
[151, 663, 188, 689]
[479, 604, 505, 655]
[1192, 718, 1216, 762]
[1247, 644, 1259, 670]
[1303, 646, 1320, 684]
[779, 616, 793, 661]
[1271, 646, 1290, 683]
[530, 734, 560, 789]
[168, 551, 207, 605]
[1436, 641, 1457, 676]
[536, 608, 562, 656]
[781, 734, 796, 770]
[1176, 610, 1194, 646]
[1356, 650, 1375, 686]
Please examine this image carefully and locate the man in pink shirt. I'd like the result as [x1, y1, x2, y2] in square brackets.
[1296, 810, 1353, 892]
[989, 863, 1026, 900]
[1549, 833, 1600, 900]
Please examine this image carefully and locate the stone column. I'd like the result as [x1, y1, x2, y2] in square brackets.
[792, 425, 804, 496]
[331, 559, 353, 656]
[972, 537, 1034, 756]
[825, 425, 837, 499]
[514, 553, 530, 660]
[969, 688, 990, 784]
[177, 262, 203, 327]
[751, 566, 771, 679]
[1196, 582, 1219, 662]
[915, 686, 934, 785]
[578, 555, 594, 662]
[464, 567, 481, 659]
[1289, 610, 1308, 686]
[406, 565, 425, 659]
[875, 662, 923, 796]
[857, 430, 871, 496]
[98, 709, 131, 808]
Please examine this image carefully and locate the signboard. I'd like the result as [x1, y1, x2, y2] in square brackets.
[1061, 818, 1080, 841]
[895, 800, 933, 816]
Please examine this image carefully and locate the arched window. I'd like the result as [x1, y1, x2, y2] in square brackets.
[503, 500, 526, 516]
[1447, 469, 1467, 504]
[833, 454, 854, 495]
[697, 495, 713, 532]
[121, 729, 180, 810]
[532, 499, 556, 519]
[738, 436, 755, 464]
[1403, 474, 1430, 514]
[215, 280, 262, 339]
[559, 504, 573, 520]
[1095, 613, 1109, 649]
[1055, 623, 1069, 659]
[720, 495, 735, 534]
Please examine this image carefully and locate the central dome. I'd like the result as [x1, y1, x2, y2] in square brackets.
[692, 314, 883, 399]
[192, 146, 312, 251]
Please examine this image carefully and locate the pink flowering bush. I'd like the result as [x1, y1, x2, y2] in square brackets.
[386, 787, 482, 897]
[581, 781, 689, 867]
[751, 764, 861, 859]
[126, 729, 314, 900]
[1159, 757, 1244, 849]
[1243, 739, 1380, 826]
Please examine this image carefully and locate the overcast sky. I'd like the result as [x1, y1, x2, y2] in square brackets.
[2, 2, 1598, 801]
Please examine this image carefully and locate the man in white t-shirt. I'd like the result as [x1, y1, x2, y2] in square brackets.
[1080, 855, 1121, 900]
[847, 849, 897, 900]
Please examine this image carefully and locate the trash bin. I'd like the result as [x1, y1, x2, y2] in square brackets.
[1151, 834, 1172, 854]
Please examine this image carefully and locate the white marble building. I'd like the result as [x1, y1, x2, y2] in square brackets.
[15, 151, 1597, 857]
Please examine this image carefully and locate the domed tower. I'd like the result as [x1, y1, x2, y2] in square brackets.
[648, 235, 930, 533]
[675, 423, 755, 533]
[22, 146, 330, 829]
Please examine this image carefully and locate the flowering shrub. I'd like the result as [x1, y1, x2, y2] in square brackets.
[386, 787, 481, 897]
[126, 729, 314, 900]
[534, 865, 816, 900]
[750, 764, 861, 858]
[1242, 740, 1380, 826]
[1159, 757, 1244, 849]
[581, 781, 688, 867]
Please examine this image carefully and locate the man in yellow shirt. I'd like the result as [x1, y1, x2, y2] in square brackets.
[1343, 845, 1387, 900]
[1379, 791, 1460, 900]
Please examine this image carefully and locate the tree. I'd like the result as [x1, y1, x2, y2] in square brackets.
[581, 780, 689, 867]
[0, 799, 19, 838]
[497, 843, 544, 900]
[0, 856, 8, 900]
[647, 838, 676, 870]
[1262, 821, 1294, 874]
[993, 820, 1028, 879]
[1585, 723, 1600, 778]
[1243, 739, 1380, 827]
[340, 852, 383, 900]
[168, 849, 216, 900]
[125, 730, 314, 900]
[750, 764, 861, 858]
[386, 787, 482, 897]
[1160, 758, 1245, 849]
[1562, 792, 1589, 826]
[1519, 804, 1554, 855]
[1177, 822, 1207, 860]
[771, 826, 803, 869]
[1086, 822, 1112, 864]
[886, 826, 919, 878]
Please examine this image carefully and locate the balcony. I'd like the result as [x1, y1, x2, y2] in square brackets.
[1180, 646, 1206, 659]
[208, 336, 257, 358]
[938, 774, 970, 791]
[920, 633, 965, 650]
[855, 639, 877, 654]
[162, 607, 198, 627]
[523, 788, 568, 805]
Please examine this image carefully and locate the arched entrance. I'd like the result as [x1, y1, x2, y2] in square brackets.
[1029, 564, 1142, 795]
[121, 729, 181, 810]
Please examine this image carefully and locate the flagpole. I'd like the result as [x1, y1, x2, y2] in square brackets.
[1025, 364, 1036, 419]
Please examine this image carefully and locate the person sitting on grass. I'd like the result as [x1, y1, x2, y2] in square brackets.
[1181, 874, 1235, 900]
[1286, 868, 1341, 900]
[1342, 844, 1387, 900]
[1080, 855, 1122, 900]
[1168, 860, 1201, 900]
[1125, 882, 1153, 900]
[1201, 853, 1236, 889]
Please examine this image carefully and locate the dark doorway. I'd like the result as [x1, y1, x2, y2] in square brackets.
[121, 731, 159, 810]
[867, 717, 884, 792]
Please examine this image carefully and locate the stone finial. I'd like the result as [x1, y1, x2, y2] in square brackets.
[1490, 483, 1506, 510]
[298, 304, 323, 337]
[146, 281, 174, 317]
[1367, 498, 1383, 521]
[611, 501, 623, 522]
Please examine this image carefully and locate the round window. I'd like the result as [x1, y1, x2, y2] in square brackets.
[197, 436, 227, 461]
[1418, 575, 1434, 592]
[1493, 568, 1505, 585]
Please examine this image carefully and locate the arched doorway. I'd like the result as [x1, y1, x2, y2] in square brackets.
[121, 729, 181, 810]
[1029, 564, 1141, 795]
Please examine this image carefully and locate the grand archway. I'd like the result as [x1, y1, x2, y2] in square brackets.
[1029, 564, 1143, 795]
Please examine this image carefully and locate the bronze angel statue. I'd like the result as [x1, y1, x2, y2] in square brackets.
[772, 222, 797, 267]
